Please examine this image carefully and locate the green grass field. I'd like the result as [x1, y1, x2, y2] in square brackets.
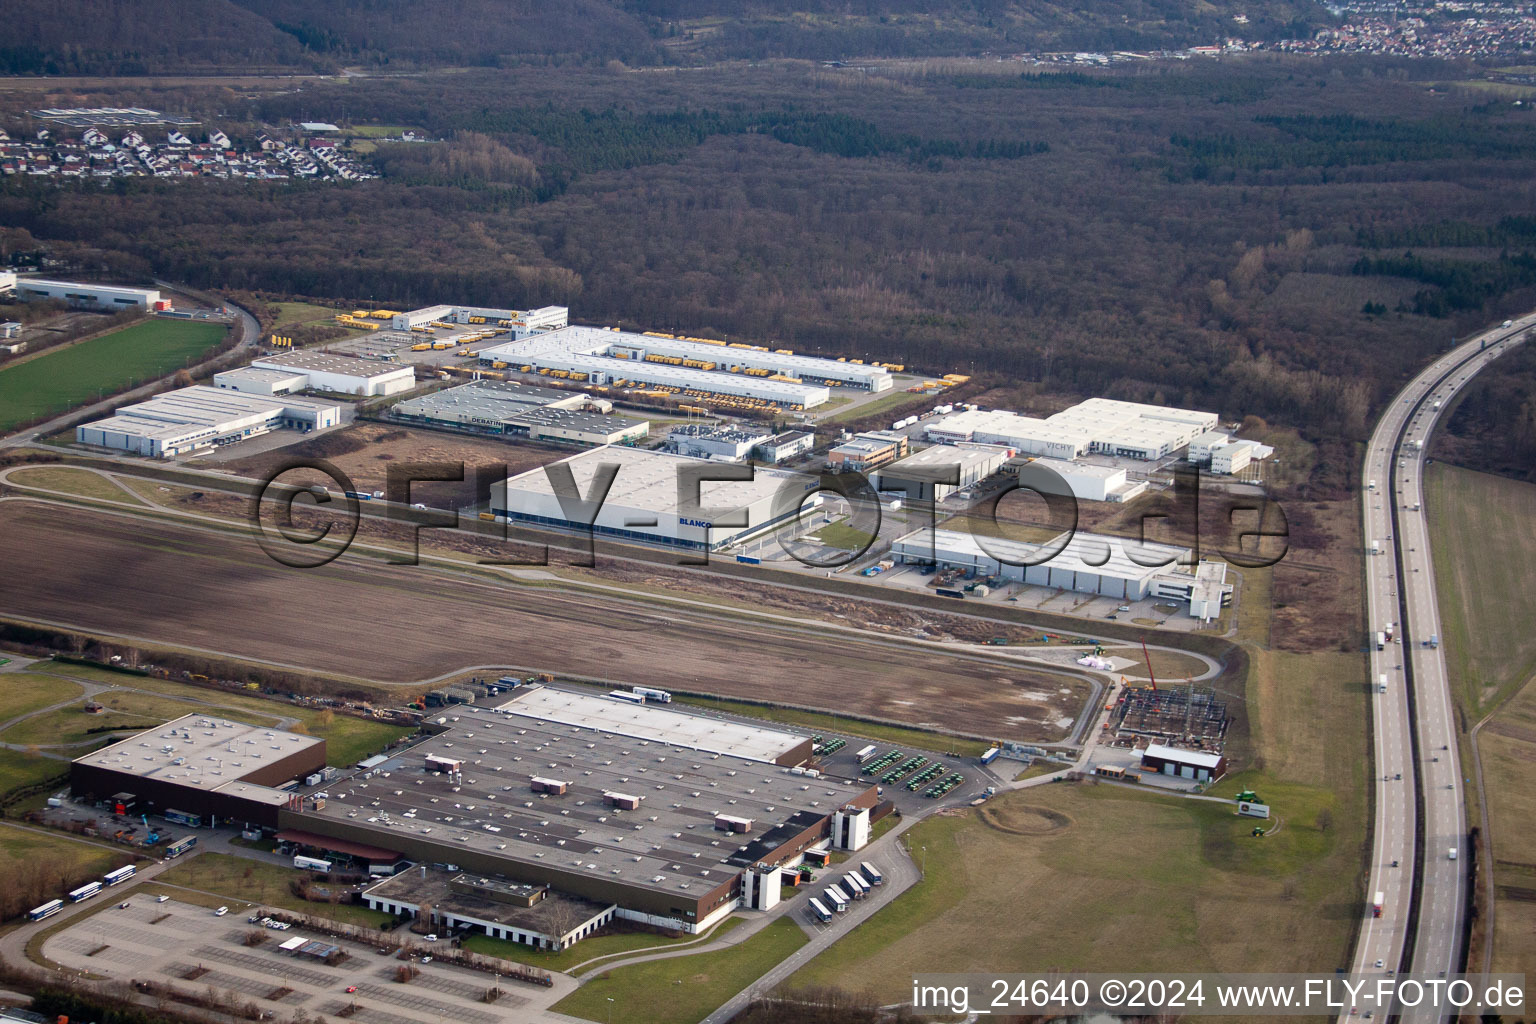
[0, 318, 227, 431]
[0, 690, 276, 748]
[819, 388, 929, 424]
[463, 916, 743, 976]
[1426, 464, 1536, 715]
[0, 672, 85, 722]
[553, 917, 807, 1024]
[670, 694, 988, 757]
[810, 519, 876, 551]
[787, 638, 1365, 1000]
[1425, 463, 1536, 974]
[0, 822, 130, 894]
[0, 748, 71, 804]
[155, 853, 394, 928]
[35, 662, 413, 765]
[6, 467, 145, 505]
[269, 301, 344, 329]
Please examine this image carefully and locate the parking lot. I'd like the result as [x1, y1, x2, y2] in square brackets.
[42, 896, 558, 1023]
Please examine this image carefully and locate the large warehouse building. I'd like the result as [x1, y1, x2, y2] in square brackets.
[872, 443, 1010, 502]
[390, 380, 649, 446]
[75, 385, 341, 458]
[70, 714, 325, 829]
[248, 351, 416, 397]
[926, 398, 1219, 461]
[477, 326, 891, 409]
[1014, 457, 1148, 503]
[12, 278, 161, 311]
[71, 688, 875, 940]
[889, 526, 1233, 619]
[390, 304, 567, 335]
[493, 445, 819, 551]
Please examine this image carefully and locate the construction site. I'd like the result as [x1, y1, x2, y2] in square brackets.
[1106, 683, 1230, 751]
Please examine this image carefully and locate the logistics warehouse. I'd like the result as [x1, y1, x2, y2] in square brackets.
[477, 325, 893, 409]
[69, 688, 877, 939]
[492, 445, 824, 551]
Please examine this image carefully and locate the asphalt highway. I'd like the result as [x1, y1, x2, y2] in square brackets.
[1348, 314, 1529, 1021]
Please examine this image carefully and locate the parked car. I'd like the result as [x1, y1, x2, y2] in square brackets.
[214, 907, 228, 917]
[156, 895, 170, 903]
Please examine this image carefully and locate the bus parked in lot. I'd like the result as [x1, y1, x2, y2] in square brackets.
[808, 898, 833, 923]
[165, 836, 197, 858]
[854, 745, 878, 764]
[293, 855, 333, 873]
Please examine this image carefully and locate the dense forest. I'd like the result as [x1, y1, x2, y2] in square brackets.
[4, 0, 1330, 75]
[6, 59, 1536, 469]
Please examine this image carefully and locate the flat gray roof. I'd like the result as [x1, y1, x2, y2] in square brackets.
[497, 687, 806, 763]
[393, 380, 578, 422]
[75, 713, 324, 791]
[501, 446, 812, 515]
[253, 351, 416, 379]
[363, 869, 612, 935]
[215, 367, 309, 384]
[891, 526, 1192, 580]
[300, 695, 865, 897]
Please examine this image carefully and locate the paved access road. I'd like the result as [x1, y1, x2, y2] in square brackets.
[1348, 314, 1529, 1021]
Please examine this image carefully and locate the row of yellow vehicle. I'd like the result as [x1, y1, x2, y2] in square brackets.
[334, 314, 381, 331]
[267, 334, 295, 348]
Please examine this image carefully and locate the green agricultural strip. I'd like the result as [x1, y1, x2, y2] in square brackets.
[0, 318, 227, 431]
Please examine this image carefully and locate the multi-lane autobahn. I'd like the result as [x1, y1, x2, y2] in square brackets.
[1349, 314, 1529, 1019]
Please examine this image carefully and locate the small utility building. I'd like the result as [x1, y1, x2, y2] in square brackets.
[1140, 743, 1225, 782]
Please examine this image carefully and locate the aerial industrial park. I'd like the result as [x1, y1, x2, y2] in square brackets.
[1, 32, 1532, 1024]
[0, 252, 1521, 1024]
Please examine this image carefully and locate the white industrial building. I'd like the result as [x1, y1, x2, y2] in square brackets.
[667, 424, 776, 462]
[390, 379, 647, 446]
[926, 398, 1218, 461]
[889, 526, 1233, 619]
[390, 304, 568, 334]
[1021, 457, 1148, 503]
[212, 366, 311, 396]
[1187, 432, 1274, 476]
[1187, 429, 1231, 463]
[248, 350, 416, 397]
[75, 386, 341, 458]
[492, 445, 819, 551]
[873, 443, 1009, 501]
[755, 430, 815, 463]
[477, 325, 890, 409]
[12, 278, 161, 311]
[0, 270, 16, 294]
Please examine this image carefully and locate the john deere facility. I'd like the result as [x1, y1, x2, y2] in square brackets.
[477, 325, 893, 410]
[925, 398, 1219, 461]
[70, 688, 876, 939]
[75, 385, 342, 458]
[492, 445, 820, 551]
[890, 526, 1234, 619]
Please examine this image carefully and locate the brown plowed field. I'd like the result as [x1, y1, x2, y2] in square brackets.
[1, 501, 1088, 741]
